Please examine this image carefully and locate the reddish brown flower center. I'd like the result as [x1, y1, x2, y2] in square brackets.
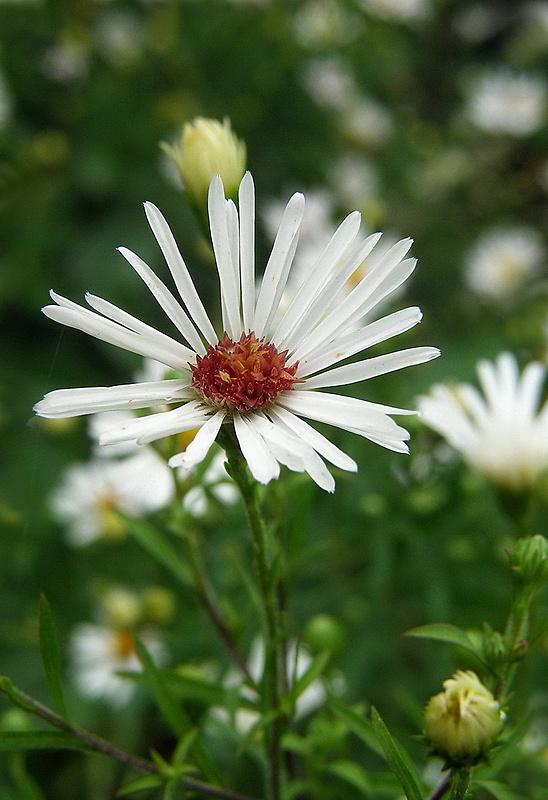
[190, 331, 299, 412]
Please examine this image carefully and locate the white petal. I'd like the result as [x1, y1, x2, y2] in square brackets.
[99, 401, 211, 445]
[144, 202, 218, 344]
[233, 414, 280, 484]
[34, 379, 192, 418]
[253, 191, 305, 338]
[268, 406, 357, 472]
[116, 247, 206, 355]
[302, 347, 440, 390]
[255, 416, 335, 492]
[272, 210, 362, 348]
[208, 175, 241, 338]
[290, 242, 415, 363]
[239, 172, 256, 332]
[44, 300, 192, 371]
[300, 306, 423, 377]
[279, 230, 383, 354]
[168, 411, 225, 470]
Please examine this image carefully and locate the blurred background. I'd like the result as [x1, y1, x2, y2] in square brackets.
[0, 1, 547, 798]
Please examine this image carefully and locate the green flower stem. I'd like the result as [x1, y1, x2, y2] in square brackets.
[494, 583, 535, 701]
[448, 768, 471, 800]
[177, 521, 255, 684]
[0, 679, 259, 800]
[218, 426, 286, 800]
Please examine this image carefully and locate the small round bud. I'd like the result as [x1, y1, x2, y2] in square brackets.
[162, 117, 246, 206]
[512, 534, 548, 587]
[424, 670, 503, 765]
[303, 615, 345, 655]
[141, 587, 176, 625]
[101, 587, 141, 629]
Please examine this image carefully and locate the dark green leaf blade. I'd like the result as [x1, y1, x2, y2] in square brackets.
[405, 623, 486, 663]
[0, 730, 89, 753]
[38, 594, 68, 720]
[370, 707, 423, 800]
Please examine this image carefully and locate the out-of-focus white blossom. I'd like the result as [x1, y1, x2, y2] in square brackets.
[214, 638, 327, 735]
[70, 622, 165, 706]
[301, 58, 356, 109]
[464, 226, 544, 301]
[93, 10, 144, 66]
[180, 451, 238, 517]
[293, 0, 359, 48]
[339, 97, 393, 148]
[41, 40, 88, 83]
[52, 449, 175, 546]
[361, 0, 432, 24]
[418, 352, 548, 493]
[466, 69, 546, 136]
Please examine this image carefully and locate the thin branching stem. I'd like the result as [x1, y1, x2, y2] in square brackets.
[0, 679, 259, 800]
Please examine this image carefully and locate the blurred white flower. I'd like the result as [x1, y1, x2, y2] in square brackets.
[330, 156, 380, 209]
[70, 623, 165, 706]
[41, 40, 88, 84]
[180, 450, 238, 517]
[361, 0, 432, 23]
[52, 449, 175, 546]
[93, 10, 144, 66]
[215, 637, 326, 735]
[293, 0, 358, 48]
[466, 69, 546, 136]
[301, 58, 356, 109]
[418, 352, 548, 492]
[339, 97, 394, 148]
[452, 4, 511, 45]
[464, 226, 544, 301]
[0, 70, 12, 130]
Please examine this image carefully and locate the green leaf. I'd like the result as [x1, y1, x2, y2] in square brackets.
[405, 624, 486, 663]
[0, 731, 89, 753]
[38, 595, 68, 720]
[134, 639, 217, 782]
[134, 638, 193, 740]
[164, 670, 229, 708]
[116, 774, 164, 797]
[162, 776, 181, 800]
[123, 517, 191, 588]
[8, 752, 46, 800]
[326, 760, 372, 794]
[475, 780, 529, 800]
[329, 698, 385, 758]
[370, 708, 423, 800]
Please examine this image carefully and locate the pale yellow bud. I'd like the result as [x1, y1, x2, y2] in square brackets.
[162, 117, 246, 205]
[424, 670, 503, 765]
[101, 587, 141, 629]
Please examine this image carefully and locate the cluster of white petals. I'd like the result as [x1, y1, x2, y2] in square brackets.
[418, 353, 548, 492]
[35, 172, 438, 492]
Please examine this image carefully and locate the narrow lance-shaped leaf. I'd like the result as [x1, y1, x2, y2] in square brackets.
[329, 698, 384, 758]
[0, 730, 89, 753]
[405, 623, 487, 665]
[38, 594, 68, 720]
[123, 516, 191, 587]
[370, 707, 424, 800]
[133, 638, 218, 782]
[117, 775, 165, 797]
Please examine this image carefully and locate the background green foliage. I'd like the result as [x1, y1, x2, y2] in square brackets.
[0, 0, 546, 798]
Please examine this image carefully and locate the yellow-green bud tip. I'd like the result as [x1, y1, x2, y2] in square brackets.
[162, 116, 246, 205]
[424, 670, 503, 765]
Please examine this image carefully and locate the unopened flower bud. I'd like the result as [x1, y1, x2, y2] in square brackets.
[512, 534, 548, 587]
[303, 614, 345, 655]
[161, 117, 246, 206]
[424, 670, 503, 765]
[101, 587, 141, 629]
[141, 586, 176, 625]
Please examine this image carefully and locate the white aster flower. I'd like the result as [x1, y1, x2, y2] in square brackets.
[464, 226, 544, 301]
[52, 449, 175, 546]
[70, 623, 164, 706]
[35, 172, 439, 493]
[466, 69, 546, 136]
[417, 353, 548, 492]
[215, 637, 326, 735]
[361, 0, 432, 24]
[180, 450, 238, 517]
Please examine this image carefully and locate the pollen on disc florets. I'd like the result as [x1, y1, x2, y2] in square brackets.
[190, 331, 299, 412]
